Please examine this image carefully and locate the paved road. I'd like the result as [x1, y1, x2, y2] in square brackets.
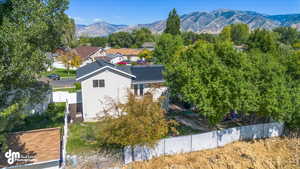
[50, 78, 76, 88]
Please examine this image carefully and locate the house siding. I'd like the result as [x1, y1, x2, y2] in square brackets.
[81, 69, 132, 121]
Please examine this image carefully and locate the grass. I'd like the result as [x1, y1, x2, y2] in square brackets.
[174, 122, 202, 136]
[43, 68, 76, 78]
[12, 103, 65, 132]
[67, 122, 100, 154]
[53, 87, 78, 93]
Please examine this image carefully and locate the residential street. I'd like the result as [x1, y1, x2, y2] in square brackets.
[50, 78, 76, 88]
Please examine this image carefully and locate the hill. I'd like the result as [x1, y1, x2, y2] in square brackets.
[76, 9, 300, 37]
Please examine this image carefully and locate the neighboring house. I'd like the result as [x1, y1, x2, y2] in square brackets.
[103, 48, 143, 62]
[76, 59, 167, 121]
[73, 46, 105, 66]
[95, 53, 124, 64]
[52, 46, 104, 70]
[142, 42, 155, 51]
[0, 128, 61, 169]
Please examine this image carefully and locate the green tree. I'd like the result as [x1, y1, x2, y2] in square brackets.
[164, 8, 181, 35]
[274, 27, 299, 45]
[132, 28, 154, 48]
[219, 25, 232, 41]
[108, 32, 134, 48]
[181, 32, 200, 45]
[0, 0, 72, 149]
[231, 23, 250, 45]
[247, 29, 279, 52]
[153, 33, 184, 64]
[219, 24, 249, 45]
[90, 37, 108, 47]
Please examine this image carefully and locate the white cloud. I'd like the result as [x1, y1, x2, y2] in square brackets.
[93, 18, 103, 23]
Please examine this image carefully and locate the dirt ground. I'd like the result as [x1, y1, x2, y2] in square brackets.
[125, 137, 300, 169]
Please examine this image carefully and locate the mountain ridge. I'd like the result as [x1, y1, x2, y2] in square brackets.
[76, 9, 300, 37]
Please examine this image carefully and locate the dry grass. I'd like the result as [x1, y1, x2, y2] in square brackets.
[125, 137, 300, 169]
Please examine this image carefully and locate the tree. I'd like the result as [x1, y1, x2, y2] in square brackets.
[231, 23, 250, 45]
[58, 50, 82, 74]
[153, 34, 184, 64]
[132, 28, 154, 48]
[219, 25, 232, 41]
[219, 24, 250, 45]
[274, 27, 299, 45]
[108, 32, 134, 48]
[247, 29, 279, 52]
[138, 49, 153, 61]
[97, 91, 176, 148]
[90, 37, 108, 47]
[165, 40, 256, 125]
[164, 8, 181, 35]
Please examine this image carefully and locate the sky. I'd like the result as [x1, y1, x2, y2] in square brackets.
[66, 0, 300, 26]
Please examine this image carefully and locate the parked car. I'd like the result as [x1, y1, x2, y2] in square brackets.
[47, 74, 60, 80]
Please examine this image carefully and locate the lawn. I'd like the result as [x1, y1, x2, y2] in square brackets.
[67, 122, 100, 154]
[53, 87, 78, 93]
[12, 103, 65, 132]
[43, 68, 76, 78]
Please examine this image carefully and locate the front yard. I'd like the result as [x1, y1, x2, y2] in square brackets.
[43, 68, 76, 78]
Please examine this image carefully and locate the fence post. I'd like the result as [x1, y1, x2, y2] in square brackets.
[190, 135, 193, 152]
[61, 99, 69, 168]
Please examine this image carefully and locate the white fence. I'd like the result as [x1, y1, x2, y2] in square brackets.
[61, 100, 69, 168]
[52, 91, 82, 104]
[124, 122, 284, 164]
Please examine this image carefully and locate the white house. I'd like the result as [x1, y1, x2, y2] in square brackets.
[76, 59, 167, 121]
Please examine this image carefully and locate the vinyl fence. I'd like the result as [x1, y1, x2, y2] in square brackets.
[124, 122, 284, 164]
[52, 91, 82, 104]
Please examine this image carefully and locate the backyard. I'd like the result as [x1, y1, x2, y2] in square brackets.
[12, 103, 65, 132]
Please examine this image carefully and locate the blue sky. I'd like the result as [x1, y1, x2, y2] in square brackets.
[67, 0, 300, 25]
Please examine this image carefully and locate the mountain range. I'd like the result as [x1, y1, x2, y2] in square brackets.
[76, 9, 300, 37]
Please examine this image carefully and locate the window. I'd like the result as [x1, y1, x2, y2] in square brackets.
[93, 80, 105, 88]
[134, 84, 138, 95]
[139, 84, 144, 96]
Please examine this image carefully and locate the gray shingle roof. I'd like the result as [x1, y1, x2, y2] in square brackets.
[76, 59, 164, 83]
[131, 65, 164, 84]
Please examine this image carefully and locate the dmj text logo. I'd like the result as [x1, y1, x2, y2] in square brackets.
[5, 149, 20, 165]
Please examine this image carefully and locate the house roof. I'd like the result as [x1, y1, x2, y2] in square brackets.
[106, 48, 142, 56]
[74, 46, 102, 60]
[142, 42, 155, 48]
[0, 128, 61, 168]
[76, 59, 135, 81]
[76, 59, 164, 83]
[131, 65, 164, 84]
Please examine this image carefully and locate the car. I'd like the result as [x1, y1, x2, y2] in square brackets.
[47, 74, 60, 80]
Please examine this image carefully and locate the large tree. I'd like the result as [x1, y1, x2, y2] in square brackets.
[164, 8, 181, 35]
[274, 27, 299, 45]
[164, 40, 297, 125]
[247, 29, 279, 53]
[219, 24, 250, 45]
[132, 28, 154, 48]
[108, 32, 134, 48]
[0, 0, 73, 150]
[153, 33, 184, 64]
